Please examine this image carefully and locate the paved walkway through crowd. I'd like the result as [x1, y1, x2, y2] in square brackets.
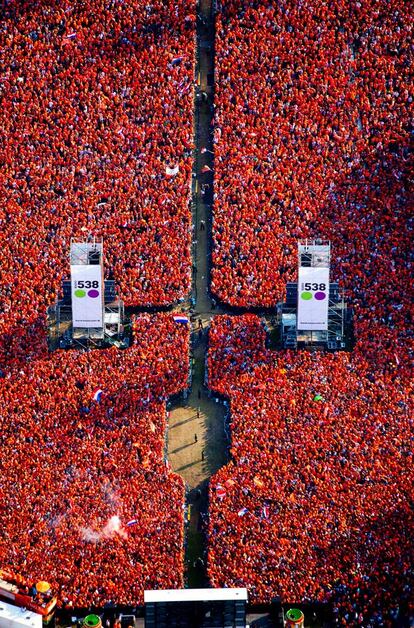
[167, 0, 229, 588]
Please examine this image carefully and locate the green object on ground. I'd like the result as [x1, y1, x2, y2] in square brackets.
[83, 615, 101, 627]
[286, 608, 304, 622]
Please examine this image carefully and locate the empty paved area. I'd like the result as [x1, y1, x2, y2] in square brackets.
[168, 396, 227, 490]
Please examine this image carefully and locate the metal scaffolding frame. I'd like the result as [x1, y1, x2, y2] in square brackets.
[298, 239, 330, 264]
[47, 238, 129, 351]
[278, 284, 349, 351]
[48, 287, 128, 351]
[277, 238, 351, 351]
[69, 236, 103, 266]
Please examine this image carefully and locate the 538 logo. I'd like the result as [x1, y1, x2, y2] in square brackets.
[300, 282, 327, 301]
[76, 280, 99, 289]
[74, 279, 100, 299]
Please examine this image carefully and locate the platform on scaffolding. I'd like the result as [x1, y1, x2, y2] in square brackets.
[47, 237, 130, 351]
[277, 282, 353, 351]
[47, 280, 130, 350]
[276, 240, 353, 351]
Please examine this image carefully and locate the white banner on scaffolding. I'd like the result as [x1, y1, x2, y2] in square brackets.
[297, 266, 329, 331]
[71, 264, 104, 328]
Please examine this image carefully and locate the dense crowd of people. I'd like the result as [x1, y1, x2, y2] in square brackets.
[208, 3, 412, 621]
[207, 311, 412, 625]
[208, 310, 414, 626]
[0, 0, 194, 347]
[0, 314, 189, 606]
[0, 3, 195, 604]
[211, 0, 412, 309]
[0, 0, 412, 622]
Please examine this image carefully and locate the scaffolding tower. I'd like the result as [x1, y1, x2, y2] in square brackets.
[277, 240, 352, 351]
[47, 237, 129, 351]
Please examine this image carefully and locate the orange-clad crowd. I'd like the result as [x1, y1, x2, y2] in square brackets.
[211, 0, 412, 309]
[0, 2, 195, 603]
[207, 311, 412, 625]
[0, 0, 194, 345]
[0, 314, 189, 607]
[209, 10, 412, 620]
[0, 0, 412, 621]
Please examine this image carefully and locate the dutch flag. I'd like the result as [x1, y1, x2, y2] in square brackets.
[238, 507, 249, 517]
[92, 388, 104, 402]
[126, 519, 138, 527]
[173, 315, 189, 325]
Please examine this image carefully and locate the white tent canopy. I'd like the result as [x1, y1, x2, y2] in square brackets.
[0, 601, 42, 628]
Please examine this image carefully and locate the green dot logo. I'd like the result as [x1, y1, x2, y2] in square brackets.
[75, 289, 86, 298]
[301, 291, 312, 300]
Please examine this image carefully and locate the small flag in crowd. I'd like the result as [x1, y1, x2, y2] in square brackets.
[66, 32, 77, 39]
[173, 314, 189, 324]
[171, 56, 184, 66]
[126, 519, 138, 527]
[262, 505, 270, 519]
[216, 485, 226, 500]
[225, 478, 236, 489]
[201, 164, 212, 173]
[92, 388, 104, 402]
[238, 507, 249, 517]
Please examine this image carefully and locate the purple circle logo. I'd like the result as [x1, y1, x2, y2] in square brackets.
[88, 289, 100, 298]
[315, 291, 326, 300]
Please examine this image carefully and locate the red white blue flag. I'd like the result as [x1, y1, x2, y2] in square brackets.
[92, 388, 104, 402]
[173, 315, 189, 324]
